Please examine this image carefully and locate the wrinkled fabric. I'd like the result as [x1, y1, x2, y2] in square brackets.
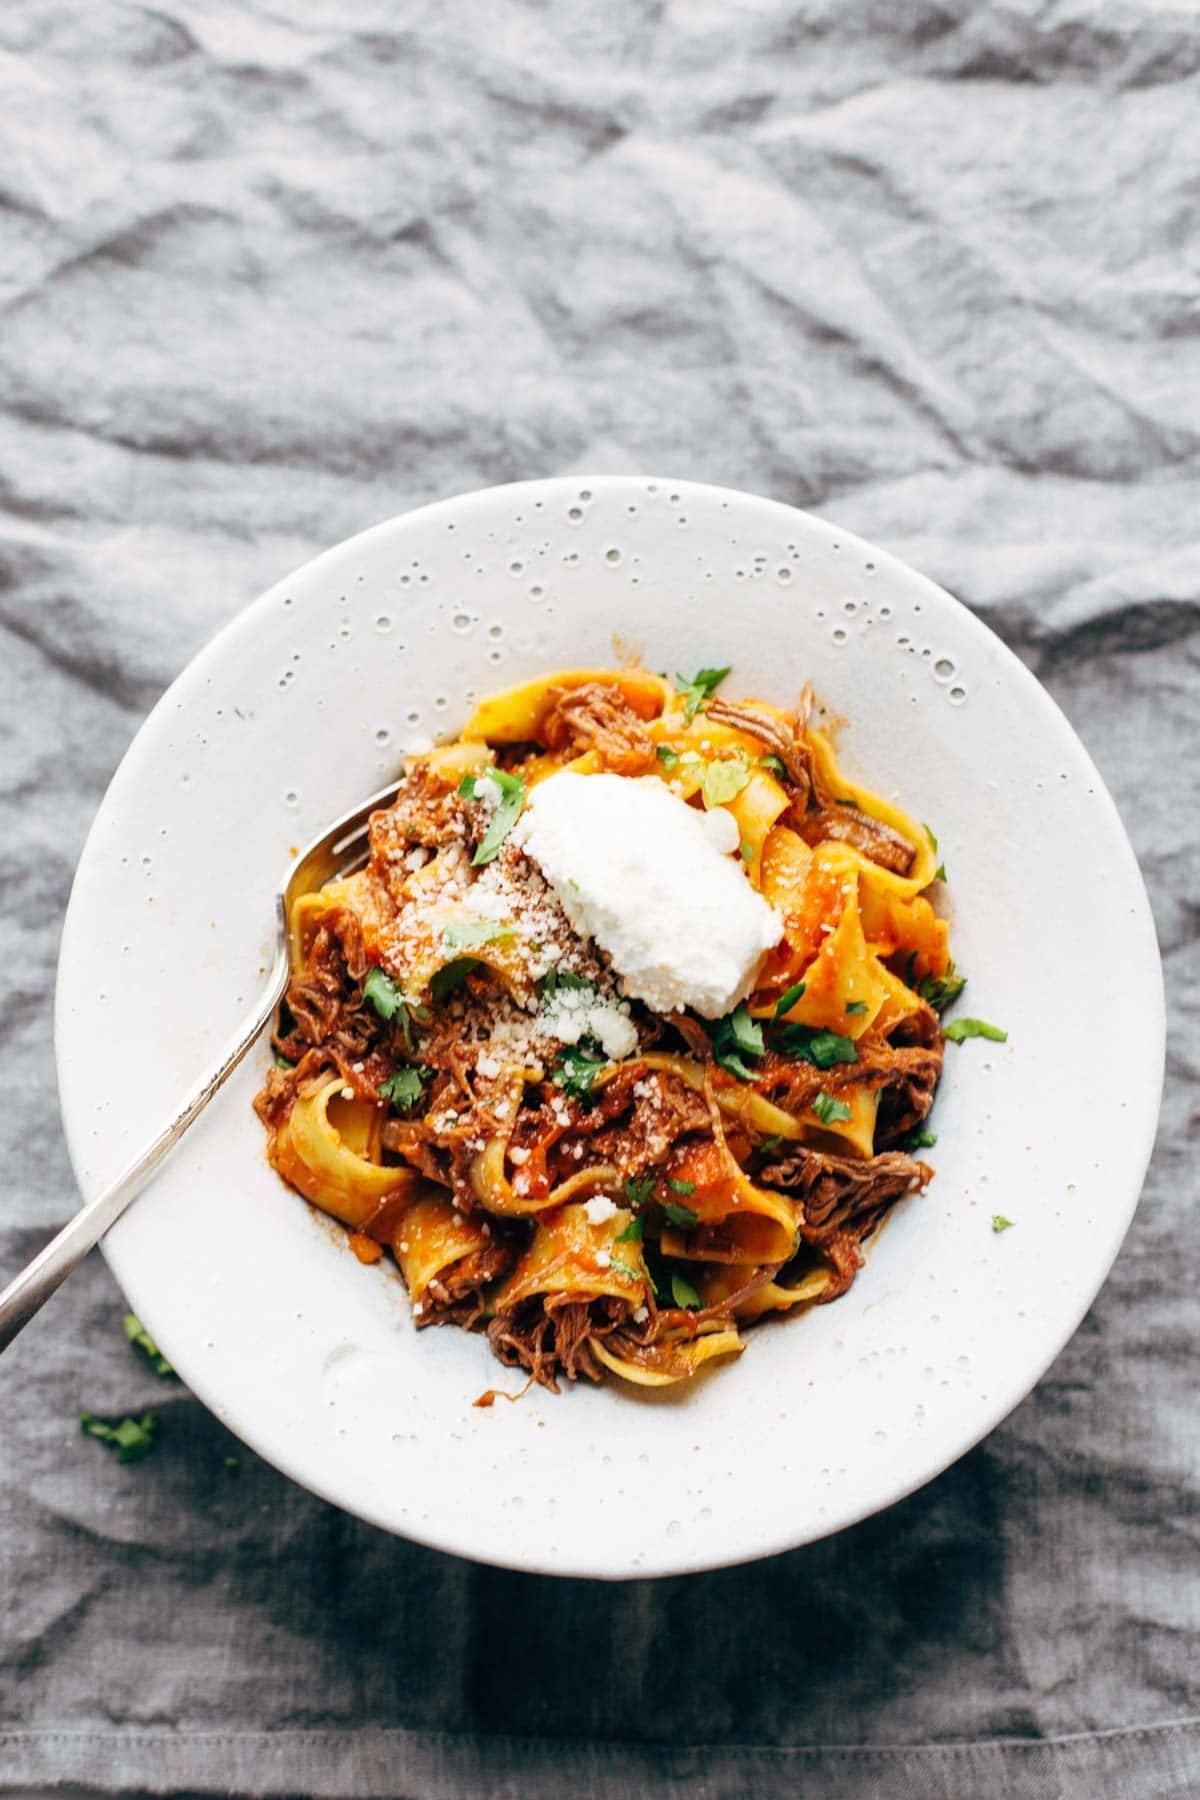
[1, 1, 1197, 1796]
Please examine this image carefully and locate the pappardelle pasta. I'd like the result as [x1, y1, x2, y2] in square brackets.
[255, 667, 955, 1393]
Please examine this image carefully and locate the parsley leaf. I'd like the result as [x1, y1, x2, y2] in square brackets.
[774, 982, 806, 1017]
[811, 1091, 852, 1126]
[662, 1200, 700, 1230]
[918, 963, 967, 1014]
[674, 666, 730, 723]
[758, 754, 786, 776]
[776, 1023, 858, 1068]
[903, 1126, 938, 1150]
[709, 1003, 765, 1080]
[616, 1213, 645, 1242]
[740, 841, 754, 862]
[467, 766, 527, 866]
[992, 1214, 1015, 1233]
[700, 758, 750, 808]
[430, 957, 481, 1002]
[670, 1273, 702, 1310]
[363, 966, 403, 1021]
[442, 920, 514, 952]
[122, 1313, 174, 1378]
[667, 1177, 696, 1195]
[609, 1253, 646, 1283]
[623, 1175, 655, 1210]
[551, 1039, 608, 1102]
[80, 1412, 159, 1463]
[845, 1000, 868, 1016]
[379, 1066, 428, 1111]
[272, 1047, 297, 1070]
[944, 1017, 1008, 1045]
[361, 971, 425, 1049]
[656, 745, 680, 772]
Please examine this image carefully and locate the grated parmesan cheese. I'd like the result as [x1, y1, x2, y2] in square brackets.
[518, 773, 782, 1019]
[539, 983, 638, 1060]
[583, 1195, 619, 1225]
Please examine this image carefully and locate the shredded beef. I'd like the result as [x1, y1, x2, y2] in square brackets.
[540, 681, 655, 774]
[583, 1068, 712, 1177]
[759, 1145, 932, 1243]
[275, 918, 395, 1091]
[419, 1244, 517, 1326]
[819, 1230, 869, 1301]
[747, 1017, 943, 1148]
[368, 762, 476, 890]
[794, 806, 916, 875]
[871, 1002, 944, 1144]
[704, 697, 816, 798]
[487, 1294, 626, 1391]
[664, 1010, 713, 1059]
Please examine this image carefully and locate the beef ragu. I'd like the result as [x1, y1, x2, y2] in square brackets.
[254, 665, 964, 1395]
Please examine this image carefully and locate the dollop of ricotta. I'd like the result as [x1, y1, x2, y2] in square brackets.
[518, 773, 782, 1019]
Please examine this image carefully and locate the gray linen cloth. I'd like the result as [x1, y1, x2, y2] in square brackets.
[1, 2, 1197, 1796]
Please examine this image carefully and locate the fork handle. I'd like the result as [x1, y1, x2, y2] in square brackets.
[0, 949, 290, 1355]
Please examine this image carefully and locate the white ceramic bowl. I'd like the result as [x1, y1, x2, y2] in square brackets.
[55, 477, 1164, 1579]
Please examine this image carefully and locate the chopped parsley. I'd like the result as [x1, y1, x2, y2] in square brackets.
[609, 1253, 645, 1284]
[740, 841, 754, 862]
[674, 666, 730, 723]
[667, 1177, 696, 1195]
[363, 966, 404, 1020]
[379, 1066, 428, 1111]
[551, 1039, 608, 1102]
[656, 745, 680, 772]
[845, 1000, 868, 1016]
[460, 766, 527, 865]
[811, 1091, 852, 1126]
[430, 957, 481, 1002]
[992, 1214, 1015, 1233]
[80, 1412, 159, 1463]
[623, 1175, 655, 1210]
[758, 754, 786, 776]
[272, 1047, 297, 1070]
[774, 982, 806, 1017]
[776, 1023, 858, 1069]
[662, 1201, 700, 1230]
[918, 961, 967, 1014]
[700, 758, 750, 808]
[903, 1126, 938, 1150]
[442, 920, 514, 952]
[122, 1313, 173, 1378]
[709, 1003, 766, 1080]
[924, 822, 948, 882]
[944, 1017, 1008, 1045]
[540, 968, 594, 999]
[670, 1272, 702, 1311]
[616, 1212, 645, 1242]
[757, 1135, 785, 1156]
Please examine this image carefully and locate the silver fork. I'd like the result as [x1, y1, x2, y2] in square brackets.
[0, 777, 404, 1354]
